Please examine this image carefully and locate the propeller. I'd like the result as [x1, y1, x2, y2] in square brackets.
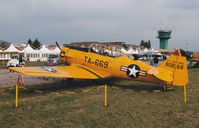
[54, 40, 61, 50]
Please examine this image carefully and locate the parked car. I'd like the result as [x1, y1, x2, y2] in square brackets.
[7, 55, 25, 67]
[7, 55, 19, 67]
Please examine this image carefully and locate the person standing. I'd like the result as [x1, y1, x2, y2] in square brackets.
[47, 58, 55, 66]
[153, 56, 159, 67]
[150, 55, 154, 66]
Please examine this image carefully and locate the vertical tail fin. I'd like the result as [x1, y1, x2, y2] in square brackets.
[159, 49, 188, 86]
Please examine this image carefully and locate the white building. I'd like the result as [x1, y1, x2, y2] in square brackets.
[38, 45, 51, 61]
[0, 43, 60, 61]
[22, 44, 39, 61]
[0, 43, 23, 60]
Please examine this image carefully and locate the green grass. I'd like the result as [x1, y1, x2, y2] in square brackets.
[0, 69, 199, 128]
[25, 61, 47, 67]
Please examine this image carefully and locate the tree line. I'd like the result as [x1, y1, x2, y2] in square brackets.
[27, 38, 41, 49]
[0, 38, 42, 49]
[140, 40, 151, 48]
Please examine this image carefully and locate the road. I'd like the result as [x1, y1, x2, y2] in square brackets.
[0, 69, 52, 88]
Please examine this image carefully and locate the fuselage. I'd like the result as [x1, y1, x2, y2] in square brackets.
[59, 46, 170, 85]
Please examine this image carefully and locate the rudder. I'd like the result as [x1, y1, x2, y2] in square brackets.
[159, 49, 188, 86]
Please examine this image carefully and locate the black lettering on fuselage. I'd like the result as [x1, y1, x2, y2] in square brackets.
[87, 58, 91, 64]
[84, 56, 88, 62]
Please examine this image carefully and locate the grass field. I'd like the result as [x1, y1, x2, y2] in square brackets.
[0, 68, 199, 128]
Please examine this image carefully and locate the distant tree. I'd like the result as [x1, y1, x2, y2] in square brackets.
[140, 40, 145, 46]
[27, 39, 32, 46]
[148, 40, 151, 48]
[0, 40, 10, 48]
[140, 40, 151, 48]
[32, 38, 41, 49]
[146, 40, 151, 48]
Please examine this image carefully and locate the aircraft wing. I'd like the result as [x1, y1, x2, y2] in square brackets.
[9, 65, 110, 79]
[147, 67, 173, 82]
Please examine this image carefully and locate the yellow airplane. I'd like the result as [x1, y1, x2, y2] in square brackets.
[10, 43, 188, 88]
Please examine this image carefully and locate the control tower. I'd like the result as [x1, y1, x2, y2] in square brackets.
[157, 30, 172, 49]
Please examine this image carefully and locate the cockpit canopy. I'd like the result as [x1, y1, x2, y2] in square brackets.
[88, 43, 124, 58]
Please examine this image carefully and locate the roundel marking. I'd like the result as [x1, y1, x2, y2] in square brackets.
[126, 64, 140, 79]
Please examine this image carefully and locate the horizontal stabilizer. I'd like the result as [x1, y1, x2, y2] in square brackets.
[148, 67, 173, 82]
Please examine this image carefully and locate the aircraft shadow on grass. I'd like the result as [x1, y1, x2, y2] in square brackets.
[18, 78, 174, 94]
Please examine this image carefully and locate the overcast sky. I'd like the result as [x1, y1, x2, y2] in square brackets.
[0, 0, 199, 51]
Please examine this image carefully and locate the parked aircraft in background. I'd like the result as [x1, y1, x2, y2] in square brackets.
[189, 52, 199, 68]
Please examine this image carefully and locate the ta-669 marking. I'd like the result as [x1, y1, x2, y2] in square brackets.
[84, 56, 108, 68]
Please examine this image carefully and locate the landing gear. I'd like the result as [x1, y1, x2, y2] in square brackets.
[62, 78, 74, 87]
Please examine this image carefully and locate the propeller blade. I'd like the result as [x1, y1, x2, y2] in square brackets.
[54, 40, 61, 50]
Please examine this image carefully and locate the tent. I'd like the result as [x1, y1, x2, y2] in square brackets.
[3, 43, 21, 53]
[133, 49, 139, 54]
[50, 47, 60, 55]
[0, 43, 22, 60]
[38, 45, 51, 61]
[139, 48, 149, 56]
[22, 44, 39, 61]
[127, 47, 133, 54]
[120, 47, 128, 55]
[148, 48, 162, 56]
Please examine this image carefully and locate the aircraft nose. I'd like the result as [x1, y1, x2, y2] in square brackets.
[60, 50, 66, 63]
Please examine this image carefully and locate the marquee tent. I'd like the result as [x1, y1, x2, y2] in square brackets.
[127, 47, 133, 54]
[38, 45, 51, 61]
[133, 49, 139, 54]
[22, 44, 39, 61]
[120, 47, 129, 55]
[50, 47, 60, 55]
[0, 43, 22, 60]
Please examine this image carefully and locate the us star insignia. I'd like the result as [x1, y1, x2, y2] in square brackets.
[120, 64, 147, 78]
